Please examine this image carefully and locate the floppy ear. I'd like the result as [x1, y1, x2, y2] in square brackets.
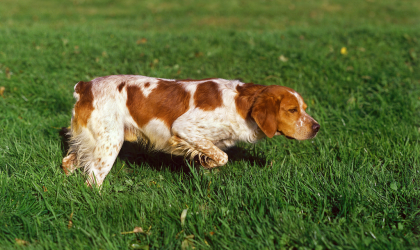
[251, 94, 279, 138]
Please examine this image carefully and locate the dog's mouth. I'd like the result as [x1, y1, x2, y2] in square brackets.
[276, 130, 295, 140]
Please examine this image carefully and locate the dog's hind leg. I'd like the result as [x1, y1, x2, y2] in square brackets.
[60, 127, 79, 175]
[64, 114, 124, 187]
[84, 121, 125, 188]
[62, 128, 85, 175]
[62, 153, 79, 175]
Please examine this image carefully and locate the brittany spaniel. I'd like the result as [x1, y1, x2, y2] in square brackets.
[62, 75, 320, 186]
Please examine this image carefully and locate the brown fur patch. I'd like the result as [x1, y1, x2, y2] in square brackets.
[251, 90, 281, 138]
[194, 81, 223, 111]
[117, 82, 126, 92]
[72, 81, 94, 132]
[235, 83, 266, 119]
[144, 82, 150, 88]
[126, 80, 191, 128]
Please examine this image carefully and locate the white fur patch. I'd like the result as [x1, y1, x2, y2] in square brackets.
[138, 79, 159, 97]
[289, 90, 304, 112]
[142, 118, 172, 150]
[181, 82, 198, 110]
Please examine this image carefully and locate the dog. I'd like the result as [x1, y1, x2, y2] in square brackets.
[62, 75, 320, 186]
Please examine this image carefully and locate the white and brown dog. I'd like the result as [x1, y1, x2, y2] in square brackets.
[62, 75, 320, 187]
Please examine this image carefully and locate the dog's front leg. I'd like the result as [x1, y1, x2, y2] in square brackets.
[193, 138, 229, 168]
[169, 135, 228, 168]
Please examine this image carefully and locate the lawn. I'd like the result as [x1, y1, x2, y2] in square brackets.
[1, 0, 420, 249]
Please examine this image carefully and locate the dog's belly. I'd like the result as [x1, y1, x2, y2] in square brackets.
[125, 118, 173, 151]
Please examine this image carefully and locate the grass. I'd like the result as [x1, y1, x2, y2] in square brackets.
[1, 0, 420, 249]
[1, 0, 420, 31]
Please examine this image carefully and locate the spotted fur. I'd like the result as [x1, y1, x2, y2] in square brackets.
[62, 75, 320, 187]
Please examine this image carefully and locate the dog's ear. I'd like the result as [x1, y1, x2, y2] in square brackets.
[251, 93, 280, 138]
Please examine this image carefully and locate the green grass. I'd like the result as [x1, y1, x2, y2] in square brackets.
[1, 0, 420, 249]
[1, 0, 420, 31]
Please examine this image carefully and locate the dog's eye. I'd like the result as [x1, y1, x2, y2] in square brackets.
[289, 109, 298, 113]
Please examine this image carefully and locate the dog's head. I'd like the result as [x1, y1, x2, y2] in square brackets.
[251, 85, 320, 140]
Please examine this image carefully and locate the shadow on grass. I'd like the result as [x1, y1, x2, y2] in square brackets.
[59, 127, 267, 174]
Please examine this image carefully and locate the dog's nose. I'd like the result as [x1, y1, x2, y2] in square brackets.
[312, 123, 320, 133]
